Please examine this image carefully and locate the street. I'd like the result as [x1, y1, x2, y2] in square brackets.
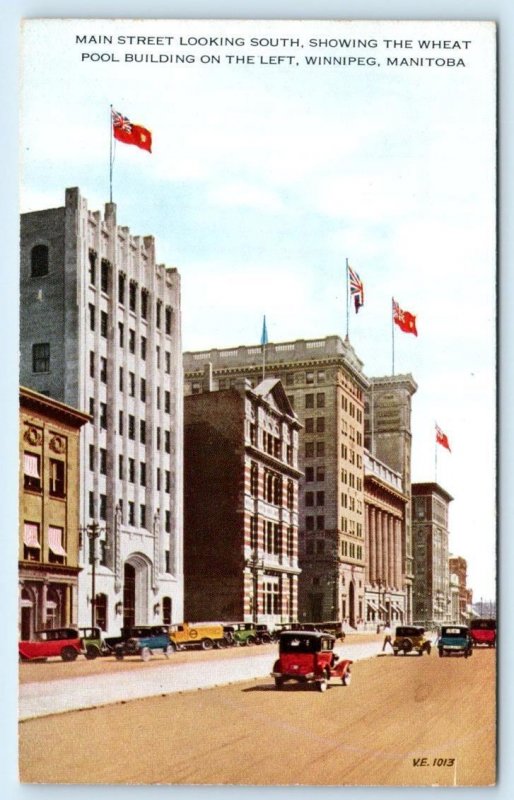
[19, 643, 495, 786]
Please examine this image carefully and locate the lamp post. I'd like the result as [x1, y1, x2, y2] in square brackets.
[81, 521, 105, 627]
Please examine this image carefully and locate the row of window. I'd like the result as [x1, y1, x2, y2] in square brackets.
[88, 493, 173, 532]
[341, 493, 363, 514]
[285, 370, 326, 386]
[249, 463, 295, 509]
[23, 453, 65, 497]
[249, 517, 295, 557]
[22, 521, 66, 564]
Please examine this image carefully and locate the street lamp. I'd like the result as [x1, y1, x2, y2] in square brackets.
[80, 521, 105, 627]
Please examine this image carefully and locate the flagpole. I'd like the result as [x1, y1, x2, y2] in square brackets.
[109, 104, 113, 203]
[346, 259, 350, 339]
[391, 297, 395, 375]
[370, 379, 375, 455]
[435, 423, 438, 482]
[262, 341, 266, 382]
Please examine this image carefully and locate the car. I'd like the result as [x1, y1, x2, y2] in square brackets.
[228, 622, 272, 646]
[438, 625, 473, 658]
[392, 626, 432, 656]
[79, 626, 107, 659]
[19, 627, 82, 662]
[271, 630, 353, 692]
[168, 621, 230, 650]
[469, 618, 496, 648]
[106, 625, 174, 661]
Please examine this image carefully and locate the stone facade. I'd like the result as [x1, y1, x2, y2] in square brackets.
[184, 375, 302, 626]
[449, 555, 470, 624]
[183, 335, 369, 628]
[363, 451, 407, 628]
[20, 188, 183, 634]
[412, 482, 453, 624]
[365, 375, 417, 622]
[19, 387, 90, 638]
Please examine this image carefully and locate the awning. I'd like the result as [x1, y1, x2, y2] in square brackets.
[23, 523, 41, 548]
[24, 453, 40, 478]
[48, 526, 67, 556]
[367, 599, 378, 611]
[379, 604, 388, 614]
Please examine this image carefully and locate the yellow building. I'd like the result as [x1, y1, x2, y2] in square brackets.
[19, 387, 90, 638]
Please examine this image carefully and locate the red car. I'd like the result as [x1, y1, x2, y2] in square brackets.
[19, 627, 82, 662]
[469, 618, 496, 648]
[271, 630, 352, 692]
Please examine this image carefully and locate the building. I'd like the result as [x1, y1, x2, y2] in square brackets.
[363, 450, 408, 628]
[365, 375, 417, 622]
[449, 555, 470, 624]
[20, 188, 183, 634]
[184, 372, 302, 625]
[411, 482, 454, 624]
[19, 386, 90, 638]
[184, 335, 369, 627]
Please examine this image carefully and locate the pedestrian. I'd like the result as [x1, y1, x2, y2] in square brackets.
[382, 621, 393, 652]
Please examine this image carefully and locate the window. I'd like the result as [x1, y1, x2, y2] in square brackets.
[165, 470, 171, 493]
[156, 388, 161, 410]
[49, 460, 65, 497]
[118, 410, 123, 435]
[100, 357, 107, 383]
[118, 322, 124, 348]
[99, 494, 107, 520]
[306, 371, 315, 384]
[156, 346, 161, 368]
[32, 343, 50, 373]
[316, 465, 325, 481]
[140, 504, 146, 528]
[89, 304, 96, 331]
[156, 467, 161, 491]
[128, 415, 135, 440]
[140, 378, 146, 402]
[129, 281, 137, 312]
[118, 454, 124, 480]
[305, 394, 314, 408]
[89, 397, 95, 418]
[316, 515, 325, 530]
[23, 522, 41, 561]
[118, 272, 126, 305]
[89, 444, 95, 471]
[164, 430, 171, 453]
[141, 289, 148, 320]
[162, 597, 172, 624]
[306, 492, 314, 507]
[306, 516, 315, 531]
[305, 442, 314, 458]
[100, 259, 110, 293]
[305, 418, 314, 434]
[30, 244, 49, 277]
[250, 516, 258, 549]
[317, 392, 325, 408]
[119, 367, 124, 392]
[88, 250, 97, 284]
[99, 403, 107, 429]
[100, 311, 108, 338]
[165, 549, 171, 571]
[165, 306, 172, 335]
[128, 458, 135, 483]
[128, 501, 135, 526]
[23, 452, 41, 492]
[165, 512, 171, 534]
[156, 300, 162, 329]
[316, 491, 325, 506]
[129, 372, 135, 397]
[89, 491, 95, 518]
[316, 539, 325, 554]
[89, 351, 95, 378]
[165, 352, 171, 373]
[165, 391, 171, 413]
[317, 370, 326, 383]
[156, 426, 161, 450]
[48, 525, 66, 564]
[305, 467, 314, 482]
[316, 441, 325, 457]
[99, 448, 107, 475]
[129, 329, 135, 354]
[140, 419, 146, 444]
[141, 336, 147, 361]
[140, 462, 146, 487]
[287, 480, 294, 510]
[316, 417, 325, 433]
[250, 463, 259, 497]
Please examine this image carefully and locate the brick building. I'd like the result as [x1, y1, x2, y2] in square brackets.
[184, 373, 302, 625]
[449, 555, 470, 624]
[19, 387, 90, 638]
[20, 188, 183, 634]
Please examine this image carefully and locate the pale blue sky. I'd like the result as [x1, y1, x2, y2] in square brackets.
[21, 18, 496, 599]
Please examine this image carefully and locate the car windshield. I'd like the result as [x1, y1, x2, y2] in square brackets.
[442, 627, 467, 637]
[280, 635, 321, 653]
[470, 619, 496, 631]
[395, 627, 423, 637]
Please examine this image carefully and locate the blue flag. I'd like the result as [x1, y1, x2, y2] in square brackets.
[261, 315, 269, 346]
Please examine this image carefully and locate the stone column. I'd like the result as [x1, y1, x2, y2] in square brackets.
[395, 518, 402, 590]
[376, 510, 383, 583]
[388, 515, 394, 588]
[365, 506, 370, 584]
[382, 511, 389, 588]
[369, 506, 376, 584]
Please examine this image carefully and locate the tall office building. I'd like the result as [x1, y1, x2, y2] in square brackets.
[20, 188, 183, 634]
[184, 336, 368, 626]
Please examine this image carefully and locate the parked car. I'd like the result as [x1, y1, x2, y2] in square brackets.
[469, 618, 496, 648]
[271, 630, 352, 692]
[19, 627, 82, 662]
[168, 621, 230, 651]
[105, 625, 174, 661]
[79, 626, 107, 659]
[392, 626, 432, 656]
[438, 625, 473, 658]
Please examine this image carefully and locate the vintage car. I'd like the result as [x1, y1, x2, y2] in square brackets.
[106, 625, 174, 661]
[79, 626, 107, 659]
[228, 622, 272, 646]
[168, 621, 230, 650]
[438, 625, 473, 658]
[392, 626, 432, 656]
[469, 618, 496, 648]
[271, 630, 352, 692]
[19, 627, 82, 662]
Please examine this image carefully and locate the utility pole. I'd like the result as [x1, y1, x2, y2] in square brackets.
[81, 522, 104, 627]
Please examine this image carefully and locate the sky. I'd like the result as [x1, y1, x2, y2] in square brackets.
[20, 18, 496, 600]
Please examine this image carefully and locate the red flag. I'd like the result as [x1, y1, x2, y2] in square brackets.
[393, 298, 417, 336]
[436, 425, 451, 452]
[112, 109, 152, 152]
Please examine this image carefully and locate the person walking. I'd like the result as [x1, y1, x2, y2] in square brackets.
[382, 621, 393, 652]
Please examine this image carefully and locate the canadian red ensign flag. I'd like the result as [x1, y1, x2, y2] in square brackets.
[436, 425, 451, 452]
[112, 109, 152, 152]
[392, 298, 418, 336]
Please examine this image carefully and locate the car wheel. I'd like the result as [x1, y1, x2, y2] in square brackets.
[274, 677, 284, 690]
[317, 679, 328, 692]
[216, 638, 228, 649]
[61, 646, 78, 662]
[393, 650, 398, 656]
[115, 646, 124, 660]
[141, 647, 152, 662]
[165, 644, 176, 656]
[438, 649, 443, 658]
[426, 644, 432, 655]
[85, 645, 99, 660]
[260, 634, 271, 644]
[246, 636, 256, 646]
[201, 638, 214, 650]
[401, 639, 413, 654]
[342, 668, 352, 686]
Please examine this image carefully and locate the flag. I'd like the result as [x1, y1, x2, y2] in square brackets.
[392, 298, 417, 336]
[348, 265, 364, 313]
[260, 315, 269, 346]
[436, 425, 451, 452]
[112, 109, 152, 152]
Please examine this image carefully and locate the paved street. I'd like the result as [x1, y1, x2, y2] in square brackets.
[19, 635, 384, 720]
[19, 648, 495, 786]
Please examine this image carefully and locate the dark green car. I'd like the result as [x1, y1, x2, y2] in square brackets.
[79, 626, 107, 659]
[229, 622, 272, 646]
[438, 625, 473, 658]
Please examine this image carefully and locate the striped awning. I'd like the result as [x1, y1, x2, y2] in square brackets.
[23, 523, 40, 548]
[24, 453, 40, 478]
[367, 599, 379, 611]
[48, 526, 67, 556]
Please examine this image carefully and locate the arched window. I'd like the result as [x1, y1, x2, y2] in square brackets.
[31, 245, 49, 277]
[162, 596, 172, 625]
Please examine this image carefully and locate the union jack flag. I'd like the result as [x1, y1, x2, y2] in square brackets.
[112, 109, 133, 133]
[348, 265, 364, 313]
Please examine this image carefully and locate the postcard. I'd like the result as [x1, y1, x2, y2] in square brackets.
[18, 17, 496, 786]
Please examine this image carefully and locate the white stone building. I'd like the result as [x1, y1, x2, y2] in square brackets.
[20, 188, 183, 634]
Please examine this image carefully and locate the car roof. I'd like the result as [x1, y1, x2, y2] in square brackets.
[280, 630, 335, 640]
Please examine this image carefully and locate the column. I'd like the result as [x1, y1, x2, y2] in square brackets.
[382, 510, 389, 587]
[388, 515, 394, 588]
[376, 510, 383, 583]
[365, 505, 370, 584]
[369, 506, 376, 584]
